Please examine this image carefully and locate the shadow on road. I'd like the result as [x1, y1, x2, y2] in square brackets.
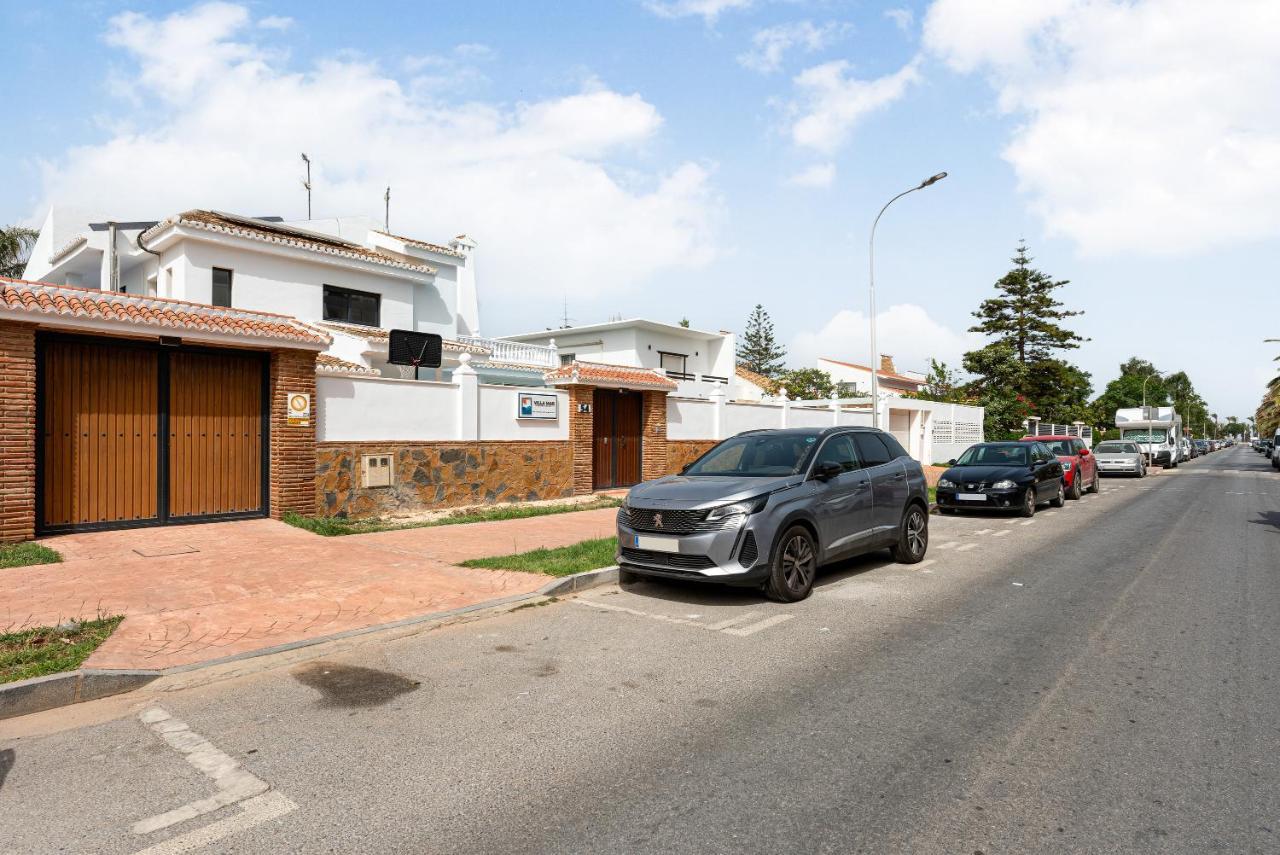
[1250, 510, 1280, 532]
[0, 748, 13, 791]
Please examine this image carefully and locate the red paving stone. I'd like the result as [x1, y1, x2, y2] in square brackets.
[5, 508, 619, 672]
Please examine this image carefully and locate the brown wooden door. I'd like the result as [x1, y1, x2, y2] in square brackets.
[168, 351, 264, 518]
[41, 341, 159, 528]
[591, 390, 643, 489]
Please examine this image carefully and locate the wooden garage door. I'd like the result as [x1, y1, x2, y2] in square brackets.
[168, 351, 264, 519]
[41, 341, 160, 527]
[39, 337, 268, 533]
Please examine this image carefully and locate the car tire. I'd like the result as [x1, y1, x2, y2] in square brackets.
[1051, 480, 1066, 508]
[890, 505, 929, 564]
[1088, 471, 1101, 494]
[1019, 487, 1036, 517]
[1137, 464, 1146, 478]
[1067, 475, 1082, 500]
[763, 525, 819, 603]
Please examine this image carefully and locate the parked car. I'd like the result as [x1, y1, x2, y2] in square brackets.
[1193, 439, 1210, 455]
[617, 427, 931, 602]
[936, 441, 1065, 517]
[1272, 431, 1280, 470]
[1020, 434, 1099, 500]
[1092, 440, 1147, 477]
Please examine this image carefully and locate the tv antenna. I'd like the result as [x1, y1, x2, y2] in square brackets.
[301, 153, 312, 219]
[384, 186, 391, 231]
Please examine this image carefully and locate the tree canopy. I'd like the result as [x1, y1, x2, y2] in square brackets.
[736, 304, 787, 379]
[0, 226, 38, 279]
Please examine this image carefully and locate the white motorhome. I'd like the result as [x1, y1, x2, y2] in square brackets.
[1115, 407, 1183, 468]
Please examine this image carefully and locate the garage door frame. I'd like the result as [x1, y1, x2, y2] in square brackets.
[35, 332, 272, 535]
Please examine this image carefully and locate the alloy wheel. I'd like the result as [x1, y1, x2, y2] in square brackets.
[781, 534, 816, 593]
[905, 510, 927, 557]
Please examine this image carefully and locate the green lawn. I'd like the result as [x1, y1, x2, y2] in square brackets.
[928, 486, 937, 505]
[285, 496, 622, 537]
[460, 537, 618, 577]
[0, 616, 123, 684]
[0, 542, 62, 569]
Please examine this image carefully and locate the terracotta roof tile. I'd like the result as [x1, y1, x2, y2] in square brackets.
[735, 364, 779, 394]
[371, 230, 466, 259]
[312, 320, 491, 355]
[142, 211, 437, 275]
[0, 277, 330, 346]
[316, 354, 380, 376]
[544, 361, 677, 391]
[819, 357, 923, 386]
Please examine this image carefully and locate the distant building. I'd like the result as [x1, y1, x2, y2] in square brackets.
[818, 355, 927, 398]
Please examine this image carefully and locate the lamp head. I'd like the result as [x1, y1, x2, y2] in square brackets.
[920, 172, 948, 188]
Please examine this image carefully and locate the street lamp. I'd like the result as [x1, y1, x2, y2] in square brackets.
[868, 172, 948, 428]
[1141, 370, 1163, 411]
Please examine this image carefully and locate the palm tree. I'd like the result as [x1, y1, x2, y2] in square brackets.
[0, 226, 39, 279]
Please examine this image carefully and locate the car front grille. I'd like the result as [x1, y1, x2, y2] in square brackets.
[619, 547, 715, 571]
[621, 507, 707, 534]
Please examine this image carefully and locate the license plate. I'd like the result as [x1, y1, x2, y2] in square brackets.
[634, 535, 680, 553]
[956, 493, 987, 501]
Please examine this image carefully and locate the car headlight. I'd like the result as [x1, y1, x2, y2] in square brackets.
[705, 494, 769, 520]
[991, 479, 1016, 489]
[937, 478, 956, 489]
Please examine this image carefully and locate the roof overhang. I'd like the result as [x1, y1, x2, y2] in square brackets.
[505, 318, 729, 343]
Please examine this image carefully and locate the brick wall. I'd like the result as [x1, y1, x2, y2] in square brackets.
[667, 439, 717, 475]
[0, 321, 36, 543]
[568, 385, 594, 495]
[270, 349, 318, 518]
[315, 440, 573, 518]
[640, 390, 669, 483]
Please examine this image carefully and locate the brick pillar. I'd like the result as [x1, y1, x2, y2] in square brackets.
[0, 321, 36, 543]
[641, 390, 669, 483]
[270, 348, 318, 518]
[568, 385, 594, 495]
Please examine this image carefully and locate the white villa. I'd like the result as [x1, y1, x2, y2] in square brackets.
[818, 356, 928, 398]
[21, 207, 558, 384]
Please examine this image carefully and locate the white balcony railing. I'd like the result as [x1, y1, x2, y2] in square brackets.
[459, 336, 560, 368]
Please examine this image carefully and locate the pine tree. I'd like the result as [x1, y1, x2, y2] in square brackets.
[969, 242, 1086, 365]
[736, 304, 787, 378]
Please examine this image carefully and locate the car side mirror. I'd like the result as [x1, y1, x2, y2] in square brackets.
[947, 459, 957, 466]
[813, 462, 843, 482]
[1079, 448, 1090, 456]
[679, 464, 691, 474]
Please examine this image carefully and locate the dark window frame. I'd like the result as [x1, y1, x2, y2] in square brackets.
[211, 267, 233, 308]
[323, 284, 381, 327]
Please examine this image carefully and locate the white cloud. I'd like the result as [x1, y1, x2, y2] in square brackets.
[785, 162, 835, 188]
[737, 21, 849, 74]
[643, 0, 754, 23]
[257, 15, 293, 30]
[35, 4, 719, 301]
[923, 0, 1280, 255]
[790, 303, 981, 373]
[788, 58, 921, 153]
[884, 8, 914, 32]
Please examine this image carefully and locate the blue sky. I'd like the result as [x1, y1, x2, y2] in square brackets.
[3, 0, 1277, 420]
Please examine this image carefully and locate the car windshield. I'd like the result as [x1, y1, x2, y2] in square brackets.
[684, 433, 817, 477]
[954, 445, 1029, 466]
[1122, 429, 1168, 442]
[1095, 442, 1138, 454]
[1039, 440, 1075, 455]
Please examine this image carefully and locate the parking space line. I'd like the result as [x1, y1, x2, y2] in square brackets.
[934, 541, 958, 550]
[130, 791, 297, 855]
[957, 543, 979, 552]
[972, 528, 993, 535]
[1019, 519, 1036, 526]
[992, 530, 1011, 537]
[573, 598, 792, 638]
[723, 615, 795, 636]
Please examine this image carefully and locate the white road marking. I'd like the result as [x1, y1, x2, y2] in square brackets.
[957, 543, 979, 552]
[972, 528, 993, 535]
[130, 791, 297, 855]
[1011, 582, 1024, 587]
[133, 708, 273, 835]
[913, 559, 937, 570]
[934, 541, 958, 550]
[1019, 520, 1036, 526]
[992, 530, 1011, 538]
[723, 614, 796, 636]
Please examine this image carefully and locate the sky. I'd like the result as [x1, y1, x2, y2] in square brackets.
[2, 0, 1277, 419]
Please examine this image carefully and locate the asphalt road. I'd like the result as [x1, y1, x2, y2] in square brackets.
[3, 447, 1278, 854]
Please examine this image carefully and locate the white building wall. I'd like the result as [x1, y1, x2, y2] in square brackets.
[666, 397, 717, 440]
[478, 385, 569, 441]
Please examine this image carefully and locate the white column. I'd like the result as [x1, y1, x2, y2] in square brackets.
[780, 388, 790, 428]
[455, 353, 479, 440]
[710, 385, 726, 440]
[830, 390, 840, 426]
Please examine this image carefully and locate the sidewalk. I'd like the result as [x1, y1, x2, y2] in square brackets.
[6, 507, 618, 672]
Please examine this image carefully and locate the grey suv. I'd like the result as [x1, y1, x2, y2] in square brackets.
[616, 427, 931, 602]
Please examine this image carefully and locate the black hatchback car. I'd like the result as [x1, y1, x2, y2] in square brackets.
[936, 441, 1065, 517]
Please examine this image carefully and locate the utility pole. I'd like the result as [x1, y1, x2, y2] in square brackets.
[301, 153, 312, 219]
[384, 186, 391, 232]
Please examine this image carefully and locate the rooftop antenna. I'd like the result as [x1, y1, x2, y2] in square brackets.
[384, 186, 391, 232]
[301, 153, 312, 219]
[559, 296, 574, 329]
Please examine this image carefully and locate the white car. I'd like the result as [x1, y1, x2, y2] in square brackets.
[1092, 440, 1147, 477]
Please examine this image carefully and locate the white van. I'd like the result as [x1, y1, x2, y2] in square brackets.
[1115, 407, 1183, 468]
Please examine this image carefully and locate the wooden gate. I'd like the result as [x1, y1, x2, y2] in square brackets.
[592, 390, 642, 489]
[38, 336, 269, 533]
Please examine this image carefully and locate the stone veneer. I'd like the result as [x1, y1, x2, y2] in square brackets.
[666, 440, 718, 475]
[0, 321, 36, 543]
[316, 441, 574, 518]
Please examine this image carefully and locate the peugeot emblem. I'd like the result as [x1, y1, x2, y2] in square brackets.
[654, 512, 663, 529]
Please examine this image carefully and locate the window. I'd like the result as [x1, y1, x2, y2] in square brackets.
[814, 435, 859, 474]
[659, 352, 688, 375]
[879, 433, 911, 460]
[684, 433, 817, 477]
[854, 433, 892, 467]
[211, 267, 232, 308]
[323, 285, 381, 326]
[559, 353, 576, 366]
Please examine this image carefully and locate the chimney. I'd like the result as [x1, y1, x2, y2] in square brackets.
[879, 354, 895, 374]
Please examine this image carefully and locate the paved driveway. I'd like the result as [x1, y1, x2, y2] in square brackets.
[4, 508, 618, 671]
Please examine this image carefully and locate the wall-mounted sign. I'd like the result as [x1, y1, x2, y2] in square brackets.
[577, 402, 592, 414]
[518, 392, 559, 420]
[287, 392, 312, 426]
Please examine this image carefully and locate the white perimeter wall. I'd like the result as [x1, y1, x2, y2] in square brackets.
[318, 376, 568, 442]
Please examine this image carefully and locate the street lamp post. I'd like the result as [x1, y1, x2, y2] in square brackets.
[1141, 370, 1163, 411]
[868, 172, 948, 428]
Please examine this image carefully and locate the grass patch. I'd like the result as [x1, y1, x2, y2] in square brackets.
[461, 537, 618, 577]
[928, 486, 937, 505]
[0, 542, 62, 569]
[284, 496, 622, 537]
[1, 616, 123, 684]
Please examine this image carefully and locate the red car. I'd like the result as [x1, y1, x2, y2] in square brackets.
[1019, 435, 1099, 500]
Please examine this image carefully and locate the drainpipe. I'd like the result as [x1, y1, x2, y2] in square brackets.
[106, 221, 120, 292]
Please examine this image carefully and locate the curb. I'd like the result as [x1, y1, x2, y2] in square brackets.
[0, 564, 622, 721]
